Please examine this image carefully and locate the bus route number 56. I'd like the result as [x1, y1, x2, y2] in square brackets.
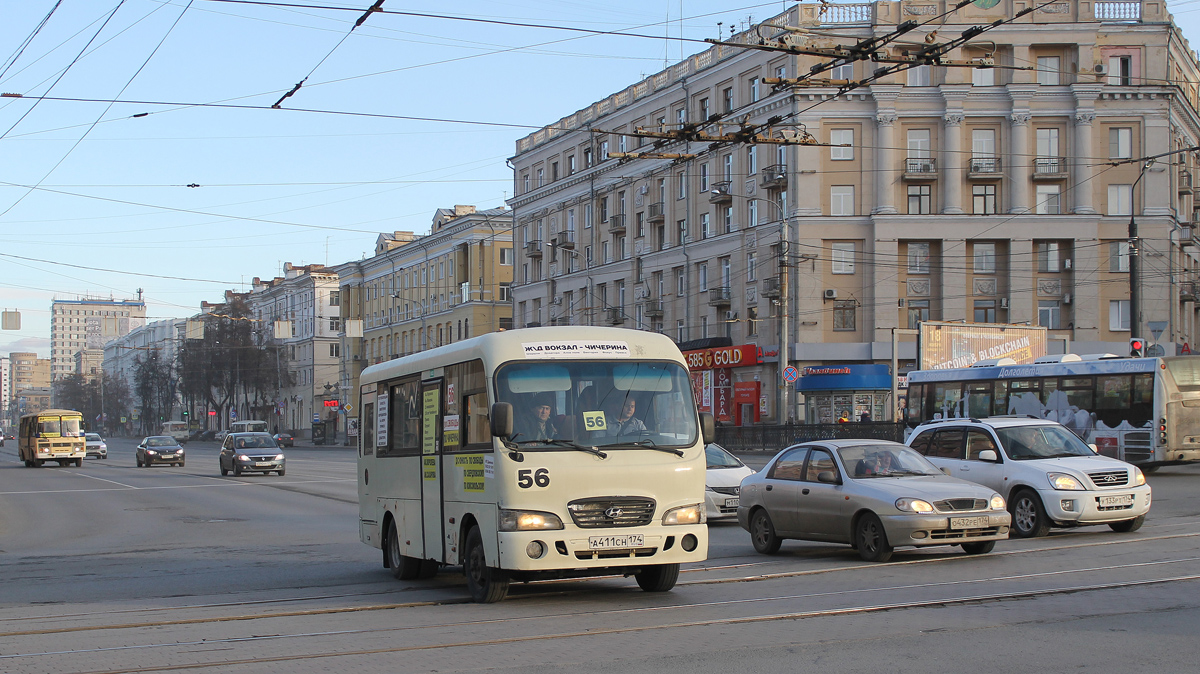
[517, 468, 550, 489]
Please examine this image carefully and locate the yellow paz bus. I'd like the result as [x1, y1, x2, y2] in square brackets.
[357, 326, 714, 602]
[19, 409, 86, 467]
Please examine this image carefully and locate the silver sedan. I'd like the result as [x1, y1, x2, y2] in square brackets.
[738, 439, 1012, 562]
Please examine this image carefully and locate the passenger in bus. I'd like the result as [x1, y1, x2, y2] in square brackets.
[515, 393, 558, 441]
[606, 397, 647, 436]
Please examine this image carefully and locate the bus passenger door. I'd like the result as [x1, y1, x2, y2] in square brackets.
[420, 379, 445, 563]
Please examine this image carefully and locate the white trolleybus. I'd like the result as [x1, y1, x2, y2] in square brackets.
[906, 355, 1200, 470]
[356, 326, 714, 602]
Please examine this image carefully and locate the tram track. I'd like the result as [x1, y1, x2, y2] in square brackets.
[7, 571, 1199, 674]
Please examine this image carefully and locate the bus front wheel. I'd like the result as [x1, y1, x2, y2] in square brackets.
[635, 563, 680, 592]
[386, 519, 425, 580]
[464, 526, 509, 603]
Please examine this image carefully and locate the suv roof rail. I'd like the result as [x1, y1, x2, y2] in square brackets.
[916, 417, 982, 425]
[984, 414, 1042, 420]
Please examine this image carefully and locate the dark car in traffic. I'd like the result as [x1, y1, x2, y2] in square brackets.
[273, 432, 294, 447]
[220, 432, 286, 476]
[136, 436, 185, 467]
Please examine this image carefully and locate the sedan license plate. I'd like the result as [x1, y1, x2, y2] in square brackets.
[949, 516, 989, 529]
[588, 534, 644, 550]
[255, 461, 272, 467]
[1099, 495, 1134, 507]
[724, 497, 739, 508]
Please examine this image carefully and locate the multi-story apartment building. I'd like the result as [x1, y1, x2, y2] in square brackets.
[103, 318, 188, 422]
[50, 295, 147, 385]
[8, 351, 51, 419]
[508, 0, 1200, 423]
[335, 205, 514, 426]
[247, 263, 341, 440]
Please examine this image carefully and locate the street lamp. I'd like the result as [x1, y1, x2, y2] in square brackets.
[711, 189, 792, 423]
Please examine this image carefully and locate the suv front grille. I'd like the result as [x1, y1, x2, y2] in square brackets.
[567, 497, 656, 528]
[709, 486, 739, 496]
[1088, 470, 1129, 488]
[933, 498, 988, 513]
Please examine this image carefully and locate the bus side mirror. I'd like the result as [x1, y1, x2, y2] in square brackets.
[490, 402, 514, 439]
[699, 412, 716, 445]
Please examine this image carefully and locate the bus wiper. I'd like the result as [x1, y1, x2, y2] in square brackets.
[511, 438, 608, 459]
[606, 439, 685, 457]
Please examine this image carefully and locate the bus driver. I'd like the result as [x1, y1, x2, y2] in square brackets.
[515, 393, 558, 441]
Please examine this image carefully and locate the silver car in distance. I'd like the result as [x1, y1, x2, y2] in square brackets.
[738, 439, 1012, 562]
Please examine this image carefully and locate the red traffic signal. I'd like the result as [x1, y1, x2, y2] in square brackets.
[1129, 338, 1145, 357]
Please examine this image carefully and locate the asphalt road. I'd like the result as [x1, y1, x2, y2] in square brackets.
[2, 436, 1199, 674]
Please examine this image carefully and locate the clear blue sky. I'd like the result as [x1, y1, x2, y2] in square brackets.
[3, 1, 1200, 359]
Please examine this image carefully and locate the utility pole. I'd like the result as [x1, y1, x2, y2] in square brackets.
[779, 236, 791, 423]
[1129, 161, 1152, 342]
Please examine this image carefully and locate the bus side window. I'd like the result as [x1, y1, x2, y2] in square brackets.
[362, 403, 375, 456]
[909, 429, 935, 455]
[992, 381, 1008, 416]
[906, 384, 924, 424]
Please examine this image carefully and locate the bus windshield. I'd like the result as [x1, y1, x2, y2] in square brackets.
[495, 360, 698, 449]
[38, 416, 82, 436]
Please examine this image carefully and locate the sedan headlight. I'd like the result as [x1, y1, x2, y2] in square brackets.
[895, 498, 934, 513]
[498, 509, 564, 531]
[146, 450, 158, 455]
[1133, 467, 1146, 486]
[662, 504, 706, 525]
[1048, 472, 1085, 491]
[275, 454, 285, 461]
[990, 494, 1006, 510]
[237, 454, 250, 461]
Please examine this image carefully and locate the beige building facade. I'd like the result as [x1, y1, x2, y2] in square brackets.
[50, 296, 147, 383]
[508, 0, 1200, 422]
[9, 351, 52, 419]
[335, 206, 514, 430]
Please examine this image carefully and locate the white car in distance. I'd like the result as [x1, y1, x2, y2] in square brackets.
[705, 443, 755, 521]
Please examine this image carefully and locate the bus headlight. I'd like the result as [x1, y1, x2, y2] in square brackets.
[1048, 472, 1085, 491]
[990, 494, 1006, 510]
[499, 509, 563, 531]
[662, 504, 705, 525]
[1133, 467, 1146, 486]
[895, 498, 934, 513]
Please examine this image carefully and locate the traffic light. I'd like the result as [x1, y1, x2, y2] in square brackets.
[1129, 338, 1145, 357]
[182, 410, 189, 417]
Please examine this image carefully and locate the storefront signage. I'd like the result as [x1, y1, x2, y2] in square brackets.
[682, 344, 759, 370]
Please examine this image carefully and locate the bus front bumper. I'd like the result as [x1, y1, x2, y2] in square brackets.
[497, 524, 708, 573]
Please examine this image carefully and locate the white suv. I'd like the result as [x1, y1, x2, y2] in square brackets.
[906, 417, 1151, 538]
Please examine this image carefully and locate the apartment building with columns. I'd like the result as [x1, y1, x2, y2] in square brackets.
[507, 0, 1200, 423]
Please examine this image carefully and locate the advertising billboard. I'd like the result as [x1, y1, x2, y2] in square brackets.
[919, 321, 1047, 370]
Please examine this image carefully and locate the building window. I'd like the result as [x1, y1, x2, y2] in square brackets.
[1036, 56, 1061, 85]
[972, 66, 995, 86]
[583, 148, 593, 167]
[700, 213, 711, 239]
[971, 129, 996, 164]
[699, 163, 709, 192]
[908, 129, 931, 160]
[566, 155, 576, 175]
[722, 87, 733, 112]
[973, 184, 997, 214]
[833, 300, 857, 331]
[747, 199, 758, 227]
[907, 300, 929, 329]
[831, 186, 854, 216]
[907, 65, 931, 86]
[699, 97, 709, 121]
[1107, 184, 1133, 215]
[1036, 128, 1060, 166]
[329, 342, 341, 358]
[831, 60, 853, 80]
[551, 162, 559, 182]
[677, 268, 686, 295]
[749, 76, 760, 102]
[1108, 55, 1132, 85]
[1110, 299, 1130, 331]
[698, 263, 708, 291]
[747, 252, 757, 281]
[499, 283, 511, 301]
[1037, 242, 1061, 272]
[677, 172, 686, 200]
[832, 242, 855, 274]
[677, 319, 686, 342]
[1110, 127, 1132, 159]
[908, 242, 931, 274]
[1038, 301, 1061, 329]
[1035, 184, 1061, 214]
[830, 129, 854, 160]
[907, 185, 931, 214]
[329, 291, 340, 306]
[700, 315, 709, 339]
[677, 219, 688, 245]
[747, 306, 759, 336]
[974, 300, 996, 324]
[974, 242, 996, 273]
[1109, 241, 1130, 272]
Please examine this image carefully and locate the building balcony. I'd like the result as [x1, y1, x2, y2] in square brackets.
[967, 157, 1003, 178]
[642, 299, 664, 317]
[1032, 157, 1068, 180]
[606, 307, 625, 324]
[762, 277, 781, 297]
[647, 201, 666, 223]
[1181, 170, 1194, 195]
[708, 181, 733, 204]
[903, 157, 937, 180]
[525, 240, 543, 258]
[707, 286, 733, 307]
[760, 165, 787, 190]
[607, 214, 626, 234]
[1181, 281, 1197, 302]
[553, 230, 575, 249]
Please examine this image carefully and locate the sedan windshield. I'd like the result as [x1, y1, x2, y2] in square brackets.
[495, 360, 698, 450]
[996, 425, 1095, 459]
[147, 437, 177, 447]
[706, 444, 745, 468]
[837, 445, 942, 478]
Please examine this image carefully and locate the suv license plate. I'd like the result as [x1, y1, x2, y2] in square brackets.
[1099, 495, 1134, 507]
[949, 516, 989, 529]
[588, 534, 644, 550]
